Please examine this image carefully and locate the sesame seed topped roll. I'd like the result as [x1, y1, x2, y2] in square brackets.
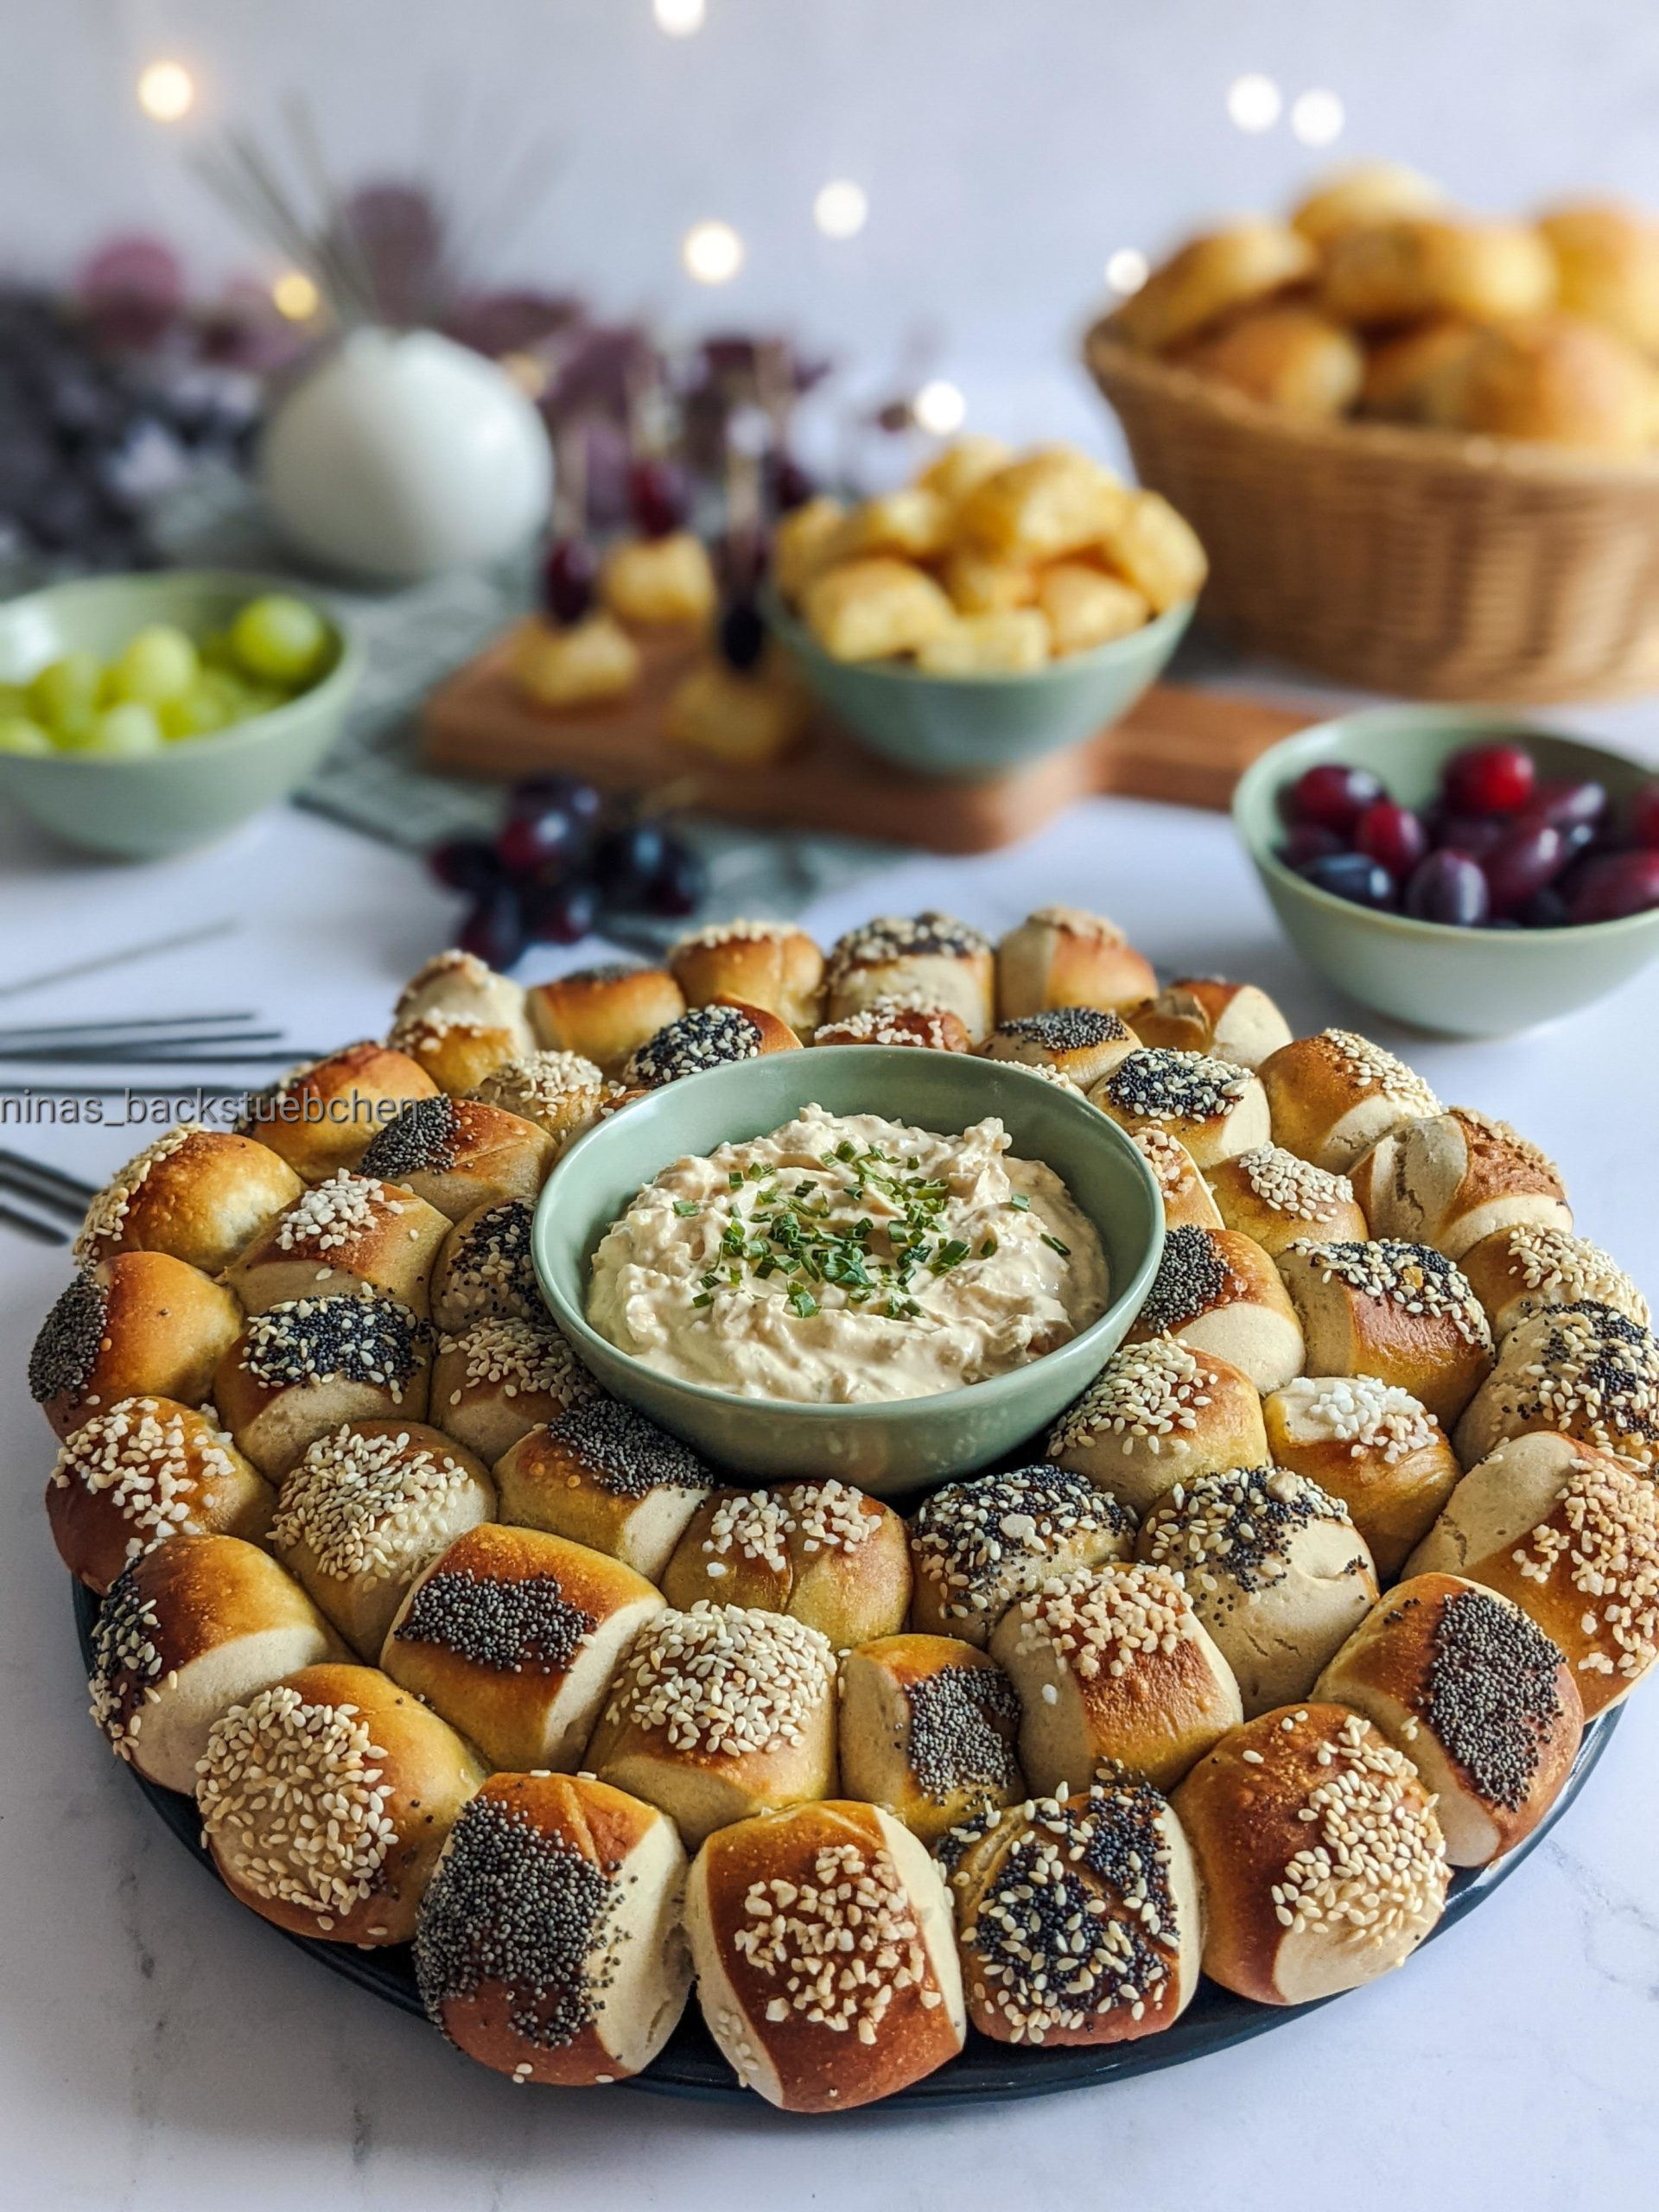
[415, 1773, 691, 2087]
[431, 1313, 595, 1465]
[992, 1562, 1243, 1795]
[1206, 1144, 1368, 1258]
[430, 1199, 538, 1332]
[1351, 1106, 1571, 1262]
[1453, 1297, 1659, 1468]
[824, 912, 995, 1044]
[946, 1774, 1203, 2046]
[669, 919, 825, 1039]
[74, 1124, 303, 1276]
[214, 1294, 432, 1480]
[29, 1254, 243, 1442]
[1090, 1049, 1270, 1168]
[525, 964, 687, 1075]
[224, 1170, 451, 1318]
[1255, 1029, 1442, 1173]
[493, 1396, 712, 1582]
[1458, 1223, 1650, 1342]
[393, 949, 532, 1048]
[811, 997, 972, 1052]
[239, 1042, 440, 1185]
[358, 1096, 555, 1221]
[624, 1001, 802, 1088]
[1314, 1573, 1584, 1866]
[1126, 1225, 1306, 1394]
[837, 1635, 1024, 1846]
[1048, 1338, 1269, 1516]
[196, 1662, 485, 1945]
[1173, 1703, 1448, 2006]
[387, 1008, 529, 1099]
[1277, 1237, 1492, 1429]
[981, 1005, 1138, 1089]
[995, 906, 1156, 1022]
[685, 1800, 965, 2110]
[662, 1481, 912, 1649]
[1129, 1128, 1224, 1230]
[469, 1050, 608, 1148]
[1262, 1376, 1461, 1579]
[1127, 979, 1294, 1071]
[909, 1463, 1138, 1648]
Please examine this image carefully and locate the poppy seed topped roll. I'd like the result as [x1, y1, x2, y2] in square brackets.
[909, 1463, 1138, 1647]
[30, 1255, 243, 1441]
[214, 1295, 432, 1478]
[824, 912, 995, 1043]
[1090, 1049, 1270, 1167]
[623, 1001, 801, 1087]
[359, 1095, 555, 1219]
[1126, 1225, 1306, 1393]
[494, 1395, 713, 1581]
[429, 1199, 538, 1331]
[981, 1005, 1138, 1088]
[1048, 1338, 1269, 1515]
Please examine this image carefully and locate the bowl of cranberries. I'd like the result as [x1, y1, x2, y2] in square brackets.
[1233, 708, 1659, 1036]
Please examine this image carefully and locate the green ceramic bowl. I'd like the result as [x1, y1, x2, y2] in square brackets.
[1234, 706, 1659, 1038]
[0, 570, 359, 859]
[765, 588, 1193, 781]
[533, 1046, 1165, 1497]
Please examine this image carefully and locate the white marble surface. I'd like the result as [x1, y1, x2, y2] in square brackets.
[3, 793, 1659, 2210]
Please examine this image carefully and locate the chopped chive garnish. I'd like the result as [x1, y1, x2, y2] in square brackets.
[1042, 1232, 1071, 1256]
[673, 1199, 701, 1217]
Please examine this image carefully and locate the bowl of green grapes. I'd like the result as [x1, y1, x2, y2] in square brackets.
[0, 571, 360, 858]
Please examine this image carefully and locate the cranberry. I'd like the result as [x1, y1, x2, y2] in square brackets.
[523, 878, 599, 945]
[1530, 778, 1609, 833]
[1299, 851, 1395, 908]
[1442, 741, 1535, 817]
[1355, 799, 1428, 881]
[1279, 823, 1345, 869]
[427, 836, 499, 894]
[1630, 783, 1659, 849]
[1405, 851, 1491, 927]
[459, 883, 526, 969]
[540, 537, 597, 626]
[496, 808, 582, 878]
[718, 598, 767, 673]
[1483, 823, 1567, 916]
[1284, 762, 1384, 836]
[1566, 849, 1659, 923]
[628, 457, 689, 539]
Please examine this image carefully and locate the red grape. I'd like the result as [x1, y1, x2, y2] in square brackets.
[629, 458, 688, 539]
[594, 820, 670, 906]
[540, 537, 597, 626]
[459, 884, 526, 968]
[646, 839, 709, 918]
[1630, 782, 1659, 850]
[1483, 823, 1567, 915]
[1430, 810, 1509, 861]
[524, 878, 599, 945]
[718, 599, 767, 672]
[427, 836, 499, 893]
[1442, 741, 1535, 817]
[1355, 799, 1428, 880]
[1566, 849, 1659, 923]
[1405, 850, 1491, 926]
[496, 809, 581, 878]
[1530, 778, 1608, 833]
[1285, 763, 1384, 835]
[771, 452, 816, 512]
[1299, 852, 1395, 907]
[511, 773, 602, 828]
[1279, 823, 1345, 869]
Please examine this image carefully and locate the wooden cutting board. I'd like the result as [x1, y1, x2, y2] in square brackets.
[421, 626, 1310, 855]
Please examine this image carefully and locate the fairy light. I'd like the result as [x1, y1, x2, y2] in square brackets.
[653, 0, 707, 34]
[1105, 247, 1149, 296]
[914, 379, 966, 435]
[814, 180, 868, 240]
[683, 219, 744, 283]
[1226, 73, 1281, 132]
[1292, 89, 1345, 147]
[271, 270, 321, 321]
[137, 60, 195, 122]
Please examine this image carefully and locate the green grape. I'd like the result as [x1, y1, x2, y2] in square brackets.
[28, 651, 104, 734]
[231, 594, 328, 684]
[197, 629, 238, 671]
[0, 715, 53, 756]
[159, 677, 234, 741]
[112, 624, 199, 706]
[0, 683, 29, 716]
[90, 702, 165, 757]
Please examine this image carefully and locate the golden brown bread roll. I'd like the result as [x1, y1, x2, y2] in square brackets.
[87, 1532, 341, 1791]
[1179, 304, 1364, 416]
[836, 1635, 1024, 1844]
[1276, 1236, 1492, 1427]
[980, 1006, 1138, 1088]
[1457, 1222, 1649, 1341]
[394, 950, 532, 1045]
[1262, 1375, 1460, 1579]
[669, 920, 825, 1037]
[1405, 1432, 1659, 1715]
[772, 493, 848, 602]
[468, 1050, 607, 1148]
[1206, 1144, 1369, 1257]
[1256, 1028, 1442, 1173]
[196, 1662, 485, 1943]
[1090, 1049, 1271, 1167]
[386, 1009, 527, 1098]
[826, 486, 957, 566]
[224, 1171, 451, 1317]
[1129, 1128, 1225, 1230]
[1127, 978, 1294, 1070]
[586, 1601, 839, 1849]
[1358, 316, 1483, 422]
[1321, 215, 1556, 327]
[381, 1522, 664, 1770]
[214, 1294, 432, 1480]
[623, 1000, 803, 1086]
[601, 529, 717, 626]
[661, 1482, 912, 1648]
[269, 1418, 496, 1657]
[429, 1198, 539, 1331]
[823, 913, 995, 1043]
[1290, 162, 1446, 248]
[430, 1314, 594, 1464]
[1096, 488, 1209, 613]
[1033, 565, 1148, 656]
[802, 556, 955, 662]
[1351, 1104, 1570, 1261]
[1448, 315, 1654, 452]
[945, 1773, 1203, 2046]
[357, 1096, 555, 1219]
[1136, 1465, 1378, 1717]
[1047, 1337, 1268, 1515]
[810, 998, 973, 1052]
[1125, 1225, 1306, 1394]
[525, 963, 687, 1074]
[908, 1463, 1137, 1646]
[493, 1396, 712, 1581]
[414, 1772, 691, 2086]
[991, 1562, 1243, 1793]
[684, 1799, 964, 2110]
[1173, 1703, 1448, 2005]
[29, 1255, 243, 1441]
[1452, 1296, 1659, 1469]
[1539, 199, 1659, 354]
[916, 433, 1014, 503]
[995, 906, 1156, 1020]
[1116, 219, 1319, 353]
[47, 1395, 274, 1594]
[955, 446, 1129, 563]
[240, 1042, 440, 1185]
[74, 1125, 302, 1275]
[1313, 1572, 1584, 1866]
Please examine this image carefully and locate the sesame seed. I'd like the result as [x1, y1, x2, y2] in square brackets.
[474, 1051, 606, 1125]
[238, 1296, 429, 1395]
[74, 1126, 198, 1260]
[825, 912, 990, 982]
[814, 998, 963, 1050]
[1315, 1031, 1442, 1116]
[272, 1171, 409, 1255]
[270, 1424, 475, 1580]
[1050, 1337, 1221, 1453]
[439, 1317, 595, 1406]
[912, 1465, 1135, 1625]
[1230, 1145, 1355, 1222]
[601, 1603, 833, 1758]
[1097, 1050, 1251, 1127]
[1287, 1238, 1491, 1351]
[437, 1201, 537, 1324]
[624, 1007, 765, 1088]
[732, 1834, 934, 2037]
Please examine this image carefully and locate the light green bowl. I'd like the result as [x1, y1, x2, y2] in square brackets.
[0, 570, 360, 859]
[1234, 706, 1659, 1038]
[533, 1046, 1165, 1497]
[765, 588, 1192, 781]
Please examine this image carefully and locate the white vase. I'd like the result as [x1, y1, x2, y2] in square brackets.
[259, 327, 553, 582]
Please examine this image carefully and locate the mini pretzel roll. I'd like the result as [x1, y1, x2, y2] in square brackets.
[414, 1772, 691, 2087]
[29, 1255, 243, 1441]
[1128, 980, 1294, 1071]
[1452, 1297, 1659, 1469]
[1172, 1703, 1448, 2005]
[1255, 1028, 1442, 1174]
[946, 1773, 1202, 2046]
[1114, 219, 1319, 353]
[526, 963, 687, 1074]
[1206, 1145, 1368, 1259]
[1406, 1432, 1659, 1714]
[1131, 1128, 1224, 1230]
[623, 1001, 802, 1087]
[685, 1799, 965, 2111]
[225, 1171, 450, 1317]
[432, 1314, 594, 1464]
[469, 1049, 608, 1149]
[909, 1463, 1138, 1647]
[268, 1418, 495, 1657]
[811, 997, 972, 1052]
[215, 1296, 433, 1480]
[669, 919, 825, 1037]
[1090, 1050, 1270, 1169]
[394, 948, 533, 1048]
[87, 1533, 341, 1792]
[1277, 1237, 1493, 1429]
[981, 1006, 1138, 1089]
[1262, 1376, 1460, 1579]
[995, 905, 1156, 1021]
[196, 1662, 485, 1944]
[836, 1636, 1024, 1844]
[1351, 1106, 1571, 1261]
[823, 912, 995, 1043]
[47, 1395, 274, 1594]
[1049, 1338, 1268, 1516]
[585, 1602, 838, 1849]
[430, 1198, 538, 1330]
[240, 1042, 440, 1184]
[662, 1481, 912, 1647]
[358, 1095, 554, 1220]
[1137, 1465, 1378, 1717]
[74, 1125, 302, 1275]
[992, 1562, 1243, 1793]
[382, 1522, 665, 1771]
[493, 1396, 712, 1582]
[1459, 1223, 1650, 1342]
[387, 1010, 526, 1098]
[1126, 1225, 1306, 1394]
[1313, 1573, 1583, 1866]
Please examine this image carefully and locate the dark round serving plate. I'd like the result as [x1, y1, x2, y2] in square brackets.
[74, 1580, 1618, 2107]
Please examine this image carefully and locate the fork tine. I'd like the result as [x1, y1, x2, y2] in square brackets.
[0, 1199, 71, 1246]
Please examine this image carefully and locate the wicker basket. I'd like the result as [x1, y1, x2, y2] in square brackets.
[1085, 316, 1659, 702]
